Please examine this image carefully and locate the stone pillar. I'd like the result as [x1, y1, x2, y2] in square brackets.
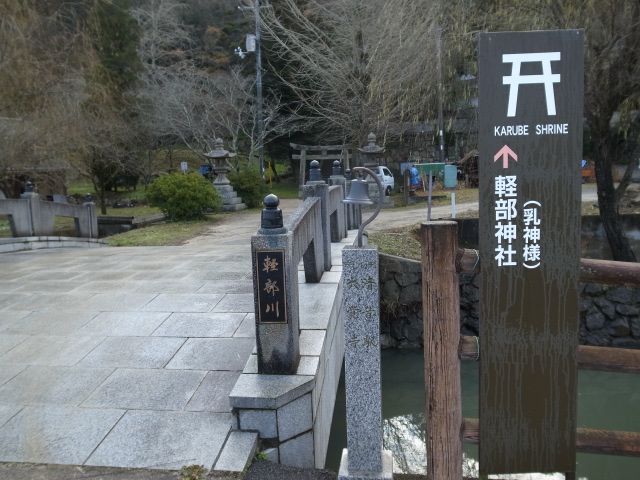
[329, 176, 348, 239]
[19, 183, 41, 236]
[251, 195, 300, 375]
[339, 246, 393, 480]
[83, 194, 98, 239]
[303, 181, 331, 272]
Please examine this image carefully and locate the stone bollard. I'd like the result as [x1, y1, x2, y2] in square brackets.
[332, 160, 342, 176]
[251, 194, 300, 374]
[309, 160, 322, 181]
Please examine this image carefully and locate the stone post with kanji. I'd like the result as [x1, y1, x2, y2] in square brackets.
[339, 245, 393, 480]
[251, 195, 300, 374]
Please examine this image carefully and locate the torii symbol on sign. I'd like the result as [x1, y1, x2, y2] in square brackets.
[494, 145, 517, 168]
[503, 52, 561, 117]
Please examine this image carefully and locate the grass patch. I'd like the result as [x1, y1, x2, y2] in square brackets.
[368, 225, 422, 261]
[106, 216, 220, 247]
[102, 205, 162, 218]
[267, 179, 300, 199]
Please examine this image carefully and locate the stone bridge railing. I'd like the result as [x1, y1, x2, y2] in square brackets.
[0, 187, 97, 239]
[230, 170, 359, 469]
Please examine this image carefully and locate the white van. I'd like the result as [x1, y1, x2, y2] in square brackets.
[370, 166, 394, 196]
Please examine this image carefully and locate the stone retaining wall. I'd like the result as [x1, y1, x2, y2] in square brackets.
[379, 253, 640, 349]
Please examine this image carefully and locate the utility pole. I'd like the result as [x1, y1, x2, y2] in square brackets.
[437, 28, 445, 163]
[238, 1, 268, 176]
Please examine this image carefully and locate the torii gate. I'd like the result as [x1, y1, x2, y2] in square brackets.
[290, 143, 351, 189]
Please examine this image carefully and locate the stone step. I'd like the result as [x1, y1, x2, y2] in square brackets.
[214, 431, 258, 472]
[221, 203, 248, 212]
[223, 197, 244, 205]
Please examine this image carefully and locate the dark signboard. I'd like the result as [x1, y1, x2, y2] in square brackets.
[255, 250, 288, 324]
[478, 30, 583, 475]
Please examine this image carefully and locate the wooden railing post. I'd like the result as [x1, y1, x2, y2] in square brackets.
[421, 221, 462, 479]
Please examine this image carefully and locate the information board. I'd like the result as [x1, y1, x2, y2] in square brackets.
[478, 30, 583, 475]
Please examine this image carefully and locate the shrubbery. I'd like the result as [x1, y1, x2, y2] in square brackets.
[146, 173, 222, 221]
[228, 166, 269, 208]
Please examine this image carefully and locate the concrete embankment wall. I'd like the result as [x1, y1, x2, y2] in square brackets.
[379, 253, 640, 349]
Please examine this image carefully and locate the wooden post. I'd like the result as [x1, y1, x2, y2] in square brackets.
[299, 149, 307, 189]
[421, 221, 462, 479]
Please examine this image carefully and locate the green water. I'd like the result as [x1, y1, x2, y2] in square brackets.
[326, 349, 640, 479]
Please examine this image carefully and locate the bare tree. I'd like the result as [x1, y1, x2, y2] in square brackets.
[131, 0, 192, 71]
[259, 0, 446, 148]
[0, 1, 88, 194]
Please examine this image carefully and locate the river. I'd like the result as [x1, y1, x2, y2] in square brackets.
[326, 349, 640, 479]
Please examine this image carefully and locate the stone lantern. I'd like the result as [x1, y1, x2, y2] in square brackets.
[203, 138, 247, 212]
[356, 133, 391, 208]
[204, 138, 236, 185]
[357, 132, 385, 168]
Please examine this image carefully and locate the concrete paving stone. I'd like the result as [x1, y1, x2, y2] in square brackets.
[76, 293, 158, 312]
[229, 374, 315, 410]
[212, 294, 254, 313]
[0, 334, 31, 357]
[21, 271, 84, 282]
[277, 393, 313, 442]
[296, 356, 320, 376]
[233, 313, 256, 338]
[78, 311, 170, 336]
[78, 337, 186, 368]
[238, 408, 277, 438]
[0, 365, 26, 387]
[0, 405, 21, 428]
[82, 368, 206, 410]
[73, 270, 136, 282]
[243, 355, 257, 374]
[0, 293, 31, 310]
[152, 312, 245, 338]
[319, 271, 342, 284]
[0, 366, 113, 406]
[6, 293, 96, 312]
[0, 310, 30, 331]
[279, 431, 315, 469]
[74, 281, 144, 293]
[132, 280, 205, 294]
[0, 270, 31, 281]
[185, 370, 241, 413]
[0, 281, 27, 293]
[195, 281, 253, 294]
[12, 281, 79, 293]
[129, 269, 189, 281]
[5, 310, 99, 335]
[85, 410, 231, 470]
[299, 330, 326, 357]
[214, 431, 258, 472]
[141, 293, 224, 313]
[67, 261, 129, 272]
[0, 406, 125, 465]
[166, 338, 255, 371]
[0, 335, 105, 366]
[298, 283, 339, 330]
[183, 270, 249, 282]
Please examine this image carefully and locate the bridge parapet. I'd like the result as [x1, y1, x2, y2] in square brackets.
[232, 178, 357, 468]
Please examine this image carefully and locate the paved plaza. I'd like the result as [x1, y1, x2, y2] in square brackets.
[0, 204, 299, 472]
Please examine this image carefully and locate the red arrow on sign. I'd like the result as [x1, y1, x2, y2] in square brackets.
[494, 145, 518, 168]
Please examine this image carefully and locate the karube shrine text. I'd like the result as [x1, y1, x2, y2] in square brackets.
[478, 30, 584, 475]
